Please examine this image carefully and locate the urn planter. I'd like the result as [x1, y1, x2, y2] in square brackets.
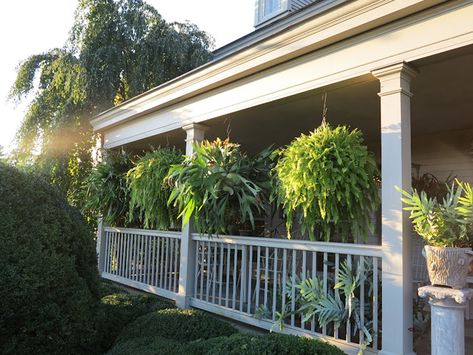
[423, 246, 473, 289]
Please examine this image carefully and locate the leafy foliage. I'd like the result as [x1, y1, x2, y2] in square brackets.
[167, 139, 273, 235]
[127, 147, 183, 229]
[0, 163, 100, 354]
[398, 179, 473, 247]
[188, 333, 345, 355]
[9, 0, 214, 219]
[273, 121, 379, 241]
[83, 149, 137, 226]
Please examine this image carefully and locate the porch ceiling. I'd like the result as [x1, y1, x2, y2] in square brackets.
[124, 44, 473, 158]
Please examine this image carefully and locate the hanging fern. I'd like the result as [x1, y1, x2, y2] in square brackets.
[167, 138, 273, 235]
[127, 147, 183, 230]
[274, 121, 379, 241]
[83, 149, 136, 226]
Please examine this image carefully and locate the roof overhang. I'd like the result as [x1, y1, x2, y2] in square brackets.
[90, 0, 448, 133]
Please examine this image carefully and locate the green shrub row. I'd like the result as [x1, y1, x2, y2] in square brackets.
[107, 309, 344, 355]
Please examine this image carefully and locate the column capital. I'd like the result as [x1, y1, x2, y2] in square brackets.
[182, 122, 208, 133]
[418, 285, 473, 307]
[372, 62, 418, 97]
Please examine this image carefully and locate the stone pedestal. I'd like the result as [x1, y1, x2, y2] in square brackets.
[418, 286, 473, 355]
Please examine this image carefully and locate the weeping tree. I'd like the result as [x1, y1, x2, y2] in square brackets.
[8, 0, 214, 222]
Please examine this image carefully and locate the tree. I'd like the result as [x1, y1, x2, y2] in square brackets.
[9, 0, 214, 222]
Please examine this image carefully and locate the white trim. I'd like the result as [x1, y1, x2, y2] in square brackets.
[103, 226, 181, 239]
[190, 298, 378, 355]
[91, 0, 447, 132]
[191, 233, 383, 257]
[101, 272, 178, 301]
[101, 1, 473, 148]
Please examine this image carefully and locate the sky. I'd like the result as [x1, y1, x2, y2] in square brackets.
[0, 0, 255, 153]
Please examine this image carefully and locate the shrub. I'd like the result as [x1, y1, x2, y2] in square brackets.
[274, 121, 379, 241]
[97, 287, 174, 352]
[116, 308, 237, 344]
[167, 138, 273, 234]
[0, 163, 100, 354]
[127, 147, 183, 229]
[189, 333, 345, 355]
[106, 336, 184, 355]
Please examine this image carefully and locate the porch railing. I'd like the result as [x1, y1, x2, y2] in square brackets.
[101, 227, 181, 300]
[98, 227, 382, 354]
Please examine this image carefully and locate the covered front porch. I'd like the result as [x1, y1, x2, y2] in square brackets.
[92, 2, 473, 354]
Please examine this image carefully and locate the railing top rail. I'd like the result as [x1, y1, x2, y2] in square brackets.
[104, 226, 181, 239]
[191, 233, 382, 258]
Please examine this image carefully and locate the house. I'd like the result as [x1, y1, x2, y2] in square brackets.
[90, 1, 473, 354]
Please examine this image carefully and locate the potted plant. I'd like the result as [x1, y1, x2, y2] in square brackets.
[398, 180, 473, 289]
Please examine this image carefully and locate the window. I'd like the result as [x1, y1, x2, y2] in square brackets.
[263, 0, 282, 17]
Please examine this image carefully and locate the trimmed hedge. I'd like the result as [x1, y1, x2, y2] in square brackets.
[106, 336, 183, 355]
[116, 308, 237, 344]
[0, 163, 100, 354]
[97, 287, 174, 351]
[189, 333, 345, 355]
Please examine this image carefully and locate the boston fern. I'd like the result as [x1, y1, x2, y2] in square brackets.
[127, 147, 183, 230]
[167, 138, 272, 235]
[83, 149, 136, 226]
[274, 121, 379, 241]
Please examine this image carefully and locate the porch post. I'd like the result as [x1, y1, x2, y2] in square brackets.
[96, 218, 106, 273]
[372, 63, 416, 355]
[176, 123, 207, 308]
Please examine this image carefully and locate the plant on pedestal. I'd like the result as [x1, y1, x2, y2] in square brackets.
[398, 180, 473, 288]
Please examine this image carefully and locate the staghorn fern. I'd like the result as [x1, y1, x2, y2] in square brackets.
[166, 138, 273, 235]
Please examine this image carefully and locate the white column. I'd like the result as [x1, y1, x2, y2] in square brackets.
[96, 218, 106, 273]
[176, 123, 207, 308]
[418, 286, 473, 355]
[372, 63, 416, 355]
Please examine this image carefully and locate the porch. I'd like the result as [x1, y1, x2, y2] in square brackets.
[92, 2, 473, 354]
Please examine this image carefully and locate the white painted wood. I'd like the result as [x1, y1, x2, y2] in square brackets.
[102, 272, 178, 301]
[334, 253, 340, 338]
[360, 256, 365, 344]
[104, 226, 181, 238]
[206, 241, 211, 302]
[226, 243, 231, 308]
[346, 255, 352, 343]
[311, 251, 317, 333]
[219, 243, 224, 305]
[192, 234, 382, 257]
[233, 244, 238, 309]
[282, 249, 287, 319]
[96, 218, 106, 272]
[373, 62, 415, 355]
[323, 252, 328, 335]
[291, 249, 296, 327]
[272, 248, 278, 321]
[213, 242, 217, 303]
[99, 2, 473, 150]
[247, 245, 253, 314]
[264, 247, 269, 309]
[255, 246, 261, 310]
[373, 257, 379, 350]
[176, 124, 206, 308]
